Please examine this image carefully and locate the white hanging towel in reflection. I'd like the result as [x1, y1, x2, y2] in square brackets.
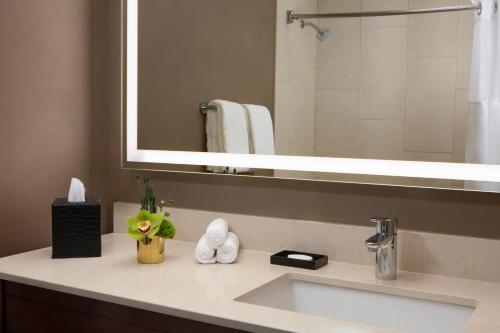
[242, 104, 276, 155]
[205, 99, 250, 173]
[465, 0, 500, 191]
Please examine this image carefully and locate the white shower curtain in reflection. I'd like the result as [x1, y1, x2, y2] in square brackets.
[466, 0, 500, 191]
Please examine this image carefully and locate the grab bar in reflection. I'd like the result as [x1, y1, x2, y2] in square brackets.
[199, 102, 217, 115]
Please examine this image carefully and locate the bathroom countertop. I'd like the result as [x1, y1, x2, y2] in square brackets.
[0, 233, 499, 333]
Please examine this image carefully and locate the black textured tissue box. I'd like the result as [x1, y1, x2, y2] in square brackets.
[51, 198, 101, 258]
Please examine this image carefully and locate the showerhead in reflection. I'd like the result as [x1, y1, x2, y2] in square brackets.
[300, 20, 331, 42]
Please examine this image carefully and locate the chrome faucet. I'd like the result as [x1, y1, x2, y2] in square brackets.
[365, 217, 398, 280]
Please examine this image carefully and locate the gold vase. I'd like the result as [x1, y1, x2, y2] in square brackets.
[137, 236, 164, 264]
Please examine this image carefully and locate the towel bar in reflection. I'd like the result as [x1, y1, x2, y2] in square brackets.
[199, 102, 217, 115]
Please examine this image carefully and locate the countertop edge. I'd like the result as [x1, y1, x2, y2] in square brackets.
[0, 272, 283, 333]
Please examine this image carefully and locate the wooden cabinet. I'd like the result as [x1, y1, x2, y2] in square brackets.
[0, 280, 248, 333]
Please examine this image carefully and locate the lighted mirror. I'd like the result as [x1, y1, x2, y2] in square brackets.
[123, 0, 500, 192]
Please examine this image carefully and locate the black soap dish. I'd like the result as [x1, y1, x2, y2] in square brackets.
[270, 250, 328, 270]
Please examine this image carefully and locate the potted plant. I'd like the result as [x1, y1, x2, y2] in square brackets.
[127, 178, 175, 264]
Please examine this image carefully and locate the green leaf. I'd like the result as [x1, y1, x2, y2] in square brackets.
[136, 210, 152, 222]
[149, 212, 164, 228]
[128, 229, 145, 241]
[147, 222, 161, 239]
[127, 216, 139, 230]
[150, 221, 161, 238]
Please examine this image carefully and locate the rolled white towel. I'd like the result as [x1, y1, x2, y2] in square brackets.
[206, 218, 229, 249]
[195, 234, 216, 264]
[216, 232, 239, 264]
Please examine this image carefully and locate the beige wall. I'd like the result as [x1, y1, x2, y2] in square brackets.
[0, 0, 113, 258]
[313, 0, 473, 185]
[1, 0, 500, 260]
[137, 0, 276, 153]
[0, 0, 92, 257]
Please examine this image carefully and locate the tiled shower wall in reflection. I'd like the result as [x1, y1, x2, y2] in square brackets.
[274, 0, 318, 179]
[274, 0, 473, 187]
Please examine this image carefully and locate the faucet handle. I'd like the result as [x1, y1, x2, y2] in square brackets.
[369, 217, 397, 236]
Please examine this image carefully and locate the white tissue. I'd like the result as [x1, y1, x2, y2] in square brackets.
[68, 178, 86, 202]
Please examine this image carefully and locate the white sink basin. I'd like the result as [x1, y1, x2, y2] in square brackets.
[236, 274, 476, 333]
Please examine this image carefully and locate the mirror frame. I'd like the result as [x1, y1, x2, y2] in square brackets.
[122, 0, 500, 185]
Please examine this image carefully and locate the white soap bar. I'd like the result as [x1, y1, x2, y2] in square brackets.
[288, 254, 313, 261]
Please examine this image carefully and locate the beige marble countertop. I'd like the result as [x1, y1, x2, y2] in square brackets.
[0, 233, 499, 333]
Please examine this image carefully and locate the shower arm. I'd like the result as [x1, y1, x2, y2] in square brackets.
[300, 20, 322, 33]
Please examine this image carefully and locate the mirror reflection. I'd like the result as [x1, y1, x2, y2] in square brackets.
[133, 0, 499, 191]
